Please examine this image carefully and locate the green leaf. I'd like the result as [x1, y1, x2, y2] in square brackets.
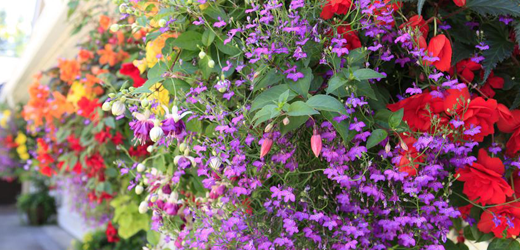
[198, 55, 214, 80]
[512, 88, 520, 109]
[280, 116, 308, 135]
[306, 94, 347, 115]
[355, 81, 378, 100]
[515, 21, 520, 48]
[389, 108, 404, 128]
[326, 75, 348, 94]
[162, 78, 191, 95]
[251, 84, 296, 111]
[216, 39, 241, 55]
[171, 31, 203, 51]
[104, 117, 115, 128]
[488, 238, 520, 250]
[366, 129, 388, 149]
[353, 68, 385, 81]
[202, 29, 216, 47]
[287, 101, 319, 116]
[417, 0, 426, 15]
[147, 230, 161, 246]
[254, 69, 283, 91]
[147, 62, 169, 78]
[466, 0, 520, 17]
[463, 226, 476, 241]
[253, 104, 280, 126]
[322, 111, 351, 143]
[287, 68, 313, 97]
[481, 23, 515, 81]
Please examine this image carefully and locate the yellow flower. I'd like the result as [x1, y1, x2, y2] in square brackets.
[199, 2, 210, 10]
[145, 33, 177, 68]
[15, 132, 27, 145]
[149, 83, 170, 115]
[133, 59, 148, 74]
[16, 145, 27, 155]
[19, 153, 29, 161]
[67, 81, 94, 106]
[0, 110, 11, 128]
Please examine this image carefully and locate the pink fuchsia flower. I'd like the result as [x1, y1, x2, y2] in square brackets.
[129, 109, 154, 144]
[161, 105, 192, 138]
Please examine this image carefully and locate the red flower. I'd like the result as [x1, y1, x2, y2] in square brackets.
[95, 127, 112, 144]
[85, 153, 106, 179]
[120, 63, 146, 88]
[425, 35, 452, 72]
[111, 132, 124, 145]
[497, 107, 520, 157]
[72, 161, 82, 175]
[478, 203, 520, 238]
[444, 88, 499, 142]
[67, 135, 83, 152]
[480, 72, 504, 98]
[387, 92, 446, 133]
[400, 15, 429, 38]
[320, 0, 353, 20]
[129, 144, 150, 158]
[77, 97, 101, 120]
[453, 0, 466, 7]
[449, 59, 482, 83]
[337, 24, 362, 50]
[456, 149, 513, 206]
[396, 135, 424, 176]
[458, 204, 473, 220]
[106, 222, 120, 243]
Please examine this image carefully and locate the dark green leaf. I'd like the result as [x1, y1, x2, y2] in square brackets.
[253, 105, 280, 126]
[171, 31, 203, 51]
[488, 238, 520, 250]
[162, 78, 191, 95]
[322, 111, 351, 143]
[306, 94, 347, 114]
[389, 108, 404, 128]
[366, 129, 388, 149]
[466, 0, 520, 17]
[353, 68, 385, 81]
[251, 84, 296, 111]
[216, 39, 241, 55]
[280, 116, 308, 135]
[355, 81, 378, 100]
[287, 68, 313, 97]
[255, 69, 283, 91]
[202, 29, 216, 47]
[481, 23, 515, 81]
[287, 101, 319, 116]
[512, 88, 520, 109]
[326, 75, 348, 94]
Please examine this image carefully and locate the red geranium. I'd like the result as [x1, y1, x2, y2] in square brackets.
[456, 149, 513, 206]
[425, 34, 452, 72]
[453, 0, 466, 7]
[444, 87, 499, 142]
[337, 24, 362, 50]
[449, 59, 482, 83]
[387, 91, 446, 133]
[111, 132, 124, 145]
[77, 97, 101, 120]
[497, 106, 520, 157]
[396, 135, 424, 176]
[67, 135, 83, 152]
[400, 15, 429, 39]
[320, 0, 353, 20]
[480, 72, 504, 98]
[106, 222, 120, 243]
[478, 203, 520, 238]
[95, 127, 112, 144]
[120, 63, 146, 88]
[85, 153, 106, 180]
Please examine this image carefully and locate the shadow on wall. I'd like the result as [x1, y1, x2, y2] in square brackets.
[0, 179, 21, 204]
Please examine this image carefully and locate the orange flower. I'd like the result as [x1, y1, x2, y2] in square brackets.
[58, 59, 80, 84]
[48, 91, 75, 119]
[98, 44, 118, 66]
[99, 15, 111, 31]
[78, 49, 94, 62]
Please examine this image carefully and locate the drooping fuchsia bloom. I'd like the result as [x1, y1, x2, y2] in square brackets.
[311, 128, 322, 157]
[161, 105, 192, 138]
[260, 134, 273, 158]
[129, 109, 154, 144]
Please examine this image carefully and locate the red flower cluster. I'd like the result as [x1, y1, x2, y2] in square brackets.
[478, 203, 520, 238]
[105, 222, 120, 243]
[120, 63, 146, 88]
[77, 97, 101, 120]
[85, 153, 106, 180]
[320, 0, 353, 20]
[449, 59, 504, 97]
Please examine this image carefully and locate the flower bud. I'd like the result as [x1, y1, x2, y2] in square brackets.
[174, 155, 181, 165]
[209, 157, 222, 170]
[138, 201, 148, 214]
[135, 185, 144, 195]
[119, 4, 127, 13]
[151, 168, 158, 176]
[108, 93, 116, 98]
[311, 129, 322, 157]
[218, 87, 226, 93]
[208, 60, 215, 68]
[136, 163, 146, 172]
[102, 102, 112, 111]
[158, 19, 167, 27]
[199, 51, 206, 59]
[141, 98, 149, 108]
[150, 125, 164, 142]
[260, 137, 273, 158]
[150, 195, 158, 203]
[110, 24, 119, 32]
[264, 123, 274, 133]
[184, 148, 190, 156]
[385, 141, 391, 153]
[283, 117, 290, 126]
[179, 142, 187, 152]
[111, 101, 126, 116]
[147, 146, 154, 153]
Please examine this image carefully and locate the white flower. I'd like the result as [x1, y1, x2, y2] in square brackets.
[163, 105, 192, 122]
[138, 201, 148, 214]
[150, 125, 164, 142]
[111, 101, 126, 116]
